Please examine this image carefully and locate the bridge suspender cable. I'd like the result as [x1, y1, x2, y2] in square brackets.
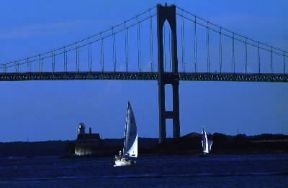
[41, 55, 44, 72]
[137, 18, 142, 72]
[16, 62, 19, 72]
[88, 44, 92, 72]
[125, 22, 129, 72]
[52, 52, 55, 73]
[38, 55, 42, 73]
[219, 27, 223, 73]
[64, 47, 67, 72]
[270, 46, 273, 73]
[112, 27, 117, 72]
[257, 42, 261, 73]
[0, 6, 156, 73]
[149, 15, 154, 72]
[206, 24, 210, 72]
[100, 36, 104, 72]
[2, 64, 6, 73]
[76, 47, 80, 72]
[26, 58, 31, 73]
[176, 5, 288, 76]
[36, 56, 39, 72]
[245, 38, 248, 73]
[1, 5, 287, 81]
[124, 22, 129, 72]
[181, 16, 185, 72]
[176, 6, 287, 57]
[232, 32, 235, 73]
[26, 58, 28, 72]
[284, 53, 286, 74]
[194, 16, 197, 72]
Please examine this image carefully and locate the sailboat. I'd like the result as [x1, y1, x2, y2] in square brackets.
[114, 102, 138, 167]
[201, 128, 213, 155]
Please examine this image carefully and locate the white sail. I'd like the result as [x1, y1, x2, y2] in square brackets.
[126, 135, 138, 158]
[208, 140, 213, 151]
[201, 128, 212, 154]
[123, 102, 138, 158]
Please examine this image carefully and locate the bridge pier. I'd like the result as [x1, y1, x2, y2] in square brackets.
[157, 4, 180, 143]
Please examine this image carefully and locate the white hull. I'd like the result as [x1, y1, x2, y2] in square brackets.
[113, 158, 135, 167]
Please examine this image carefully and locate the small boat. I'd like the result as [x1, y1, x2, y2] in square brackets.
[201, 128, 213, 155]
[114, 102, 138, 167]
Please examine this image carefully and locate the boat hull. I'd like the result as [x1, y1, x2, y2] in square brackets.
[113, 158, 136, 167]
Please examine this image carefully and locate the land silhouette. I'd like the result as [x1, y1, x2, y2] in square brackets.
[0, 133, 287, 157]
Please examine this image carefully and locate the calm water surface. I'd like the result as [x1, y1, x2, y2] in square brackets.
[0, 154, 287, 187]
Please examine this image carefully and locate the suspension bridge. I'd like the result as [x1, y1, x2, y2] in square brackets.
[1, 4, 287, 143]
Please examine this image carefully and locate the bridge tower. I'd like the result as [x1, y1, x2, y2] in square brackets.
[157, 4, 180, 143]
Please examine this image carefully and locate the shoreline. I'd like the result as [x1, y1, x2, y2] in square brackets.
[0, 133, 287, 157]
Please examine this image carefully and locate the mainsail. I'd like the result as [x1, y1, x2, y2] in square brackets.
[201, 128, 212, 154]
[123, 102, 138, 158]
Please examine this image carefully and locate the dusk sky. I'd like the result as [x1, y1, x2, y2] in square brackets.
[0, 0, 288, 142]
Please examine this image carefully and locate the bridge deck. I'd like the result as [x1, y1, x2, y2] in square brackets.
[0, 72, 287, 82]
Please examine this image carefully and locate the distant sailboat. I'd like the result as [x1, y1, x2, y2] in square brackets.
[201, 128, 213, 155]
[114, 102, 138, 167]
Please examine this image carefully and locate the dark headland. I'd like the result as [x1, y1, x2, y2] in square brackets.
[0, 133, 287, 157]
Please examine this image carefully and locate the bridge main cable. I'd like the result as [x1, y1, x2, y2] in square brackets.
[176, 6, 288, 75]
[1, 6, 157, 73]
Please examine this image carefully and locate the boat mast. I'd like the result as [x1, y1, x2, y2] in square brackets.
[123, 102, 130, 154]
